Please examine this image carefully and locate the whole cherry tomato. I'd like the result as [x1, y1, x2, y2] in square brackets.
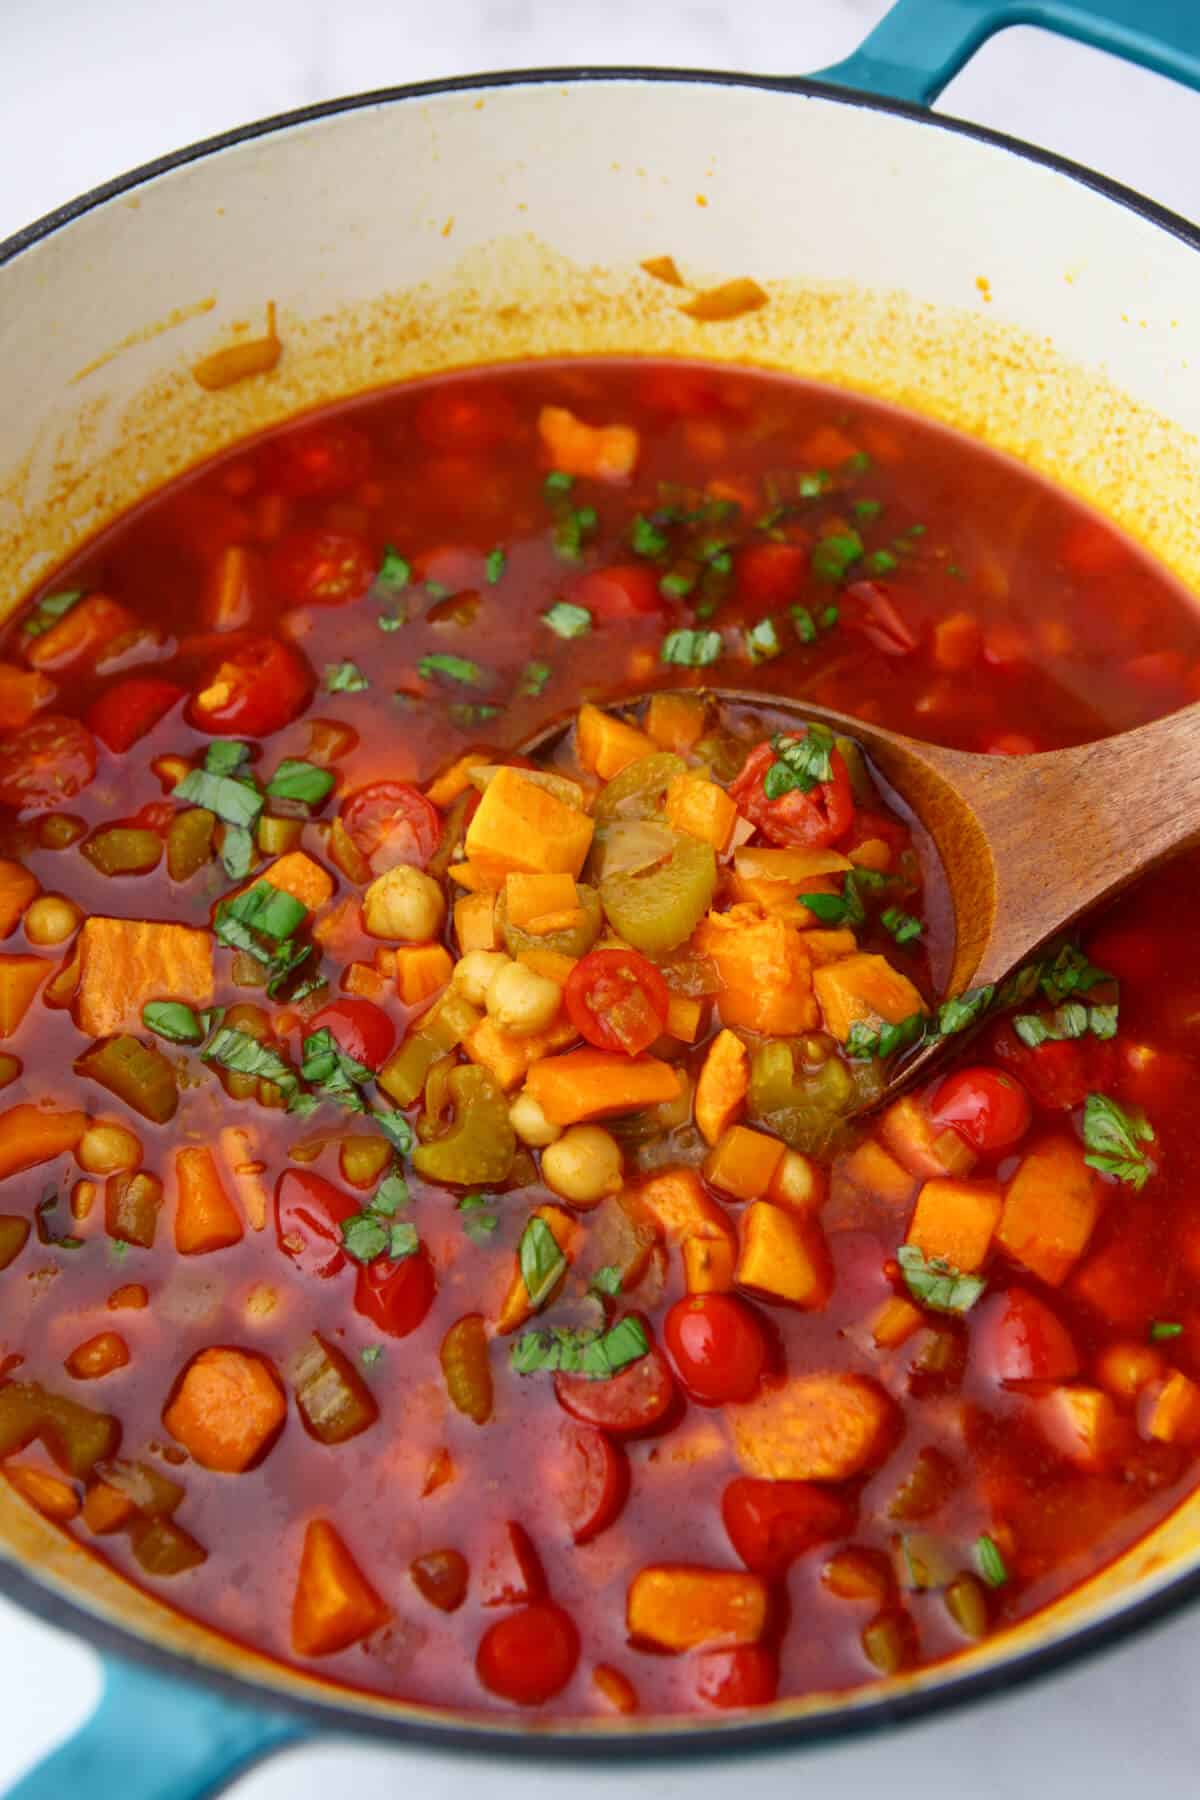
[86, 676, 184, 754]
[729, 736, 854, 849]
[188, 635, 314, 738]
[274, 1170, 359, 1279]
[973, 1287, 1081, 1385]
[268, 527, 376, 608]
[475, 1602, 580, 1706]
[564, 949, 670, 1057]
[573, 564, 663, 622]
[664, 1295, 767, 1406]
[340, 781, 441, 875]
[261, 421, 371, 498]
[354, 1248, 436, 1337]
[722, 1477, 852, 1577]
[0, 714, 97, 810]
[928, 1066, 1032, 1155]
[309, 998, 396, 1072]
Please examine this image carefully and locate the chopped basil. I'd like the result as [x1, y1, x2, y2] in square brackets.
[800, 868, 888, 930]
[819, 604, 840, 629]
[553, 505, 598, 563]
[486, 547, 506, 585]
[868, 549, 899, 575]
[811, 530, 863, 584]
[659, 568, 696, 600]
[590, 1264, 624, 1298]
[360, 1345, 384, 1367]
[1039, 944, 1112, 1005]
[936, 984, 995, 1038]
[174, 768, 263, 832]
[325, 661, 369, 693]
[631, 514, 669, 558]
[141, 1001, 208, 1045]
[843, 451, 872, 475]
[518, 1216, 567, 1313]
[661, 628, 722, 668]
[1013, 1000, 1115, 1049]
[517, 660, 552, 698]
[852, 498, 882, 522]
[746, 618, 783, 663]
[459, 1192, 500, 1245]
[1083, 1093, 1155, 1188]
[374, 1109, 414, 1154]
[204, 740, 251, 777]
[897, 1244, 986, 1315]
[881, 906, 923, 945]
[265, 760, 335, 807]
[215, 883, 311, 995]
[543, 470, 574, 496]
[301, 1027, 373, 1113]
[510, 1316, 650, 1378]
[418, 653, 486, 687]
[1150, 1320, 1183, 1341]
[388, 1221, 419, 1261]
[974, 1534, 1008, 1588]
[376, 546, 411, 590]
[449, 702, 500, 729]
[377, 607, 407, 632]
[341, 1214, 389, 1264]
[371, 1172, 410, 1216]
[762, 725, 835, 799]
[792, 606, 817, 644]
[845, 1021, 884, 1061]
[202, 1026, 300, 1102]
[24, 588, 84, 639]
[542, 601, 592, 639]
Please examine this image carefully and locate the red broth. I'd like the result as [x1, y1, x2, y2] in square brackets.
[0, 358, 1199, 1719]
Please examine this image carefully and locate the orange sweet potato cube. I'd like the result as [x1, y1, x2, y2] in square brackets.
[0, 954, 50, 1036]
[695, 907, 817, 1036]
[1141, 1372, 1200, 1446]
[998, 1136, 1100, 1286]
[627, 1565, 767, 1651]
[737, 1202, 832, 1308]
[504, 872, 578, 928]
[878, 1094, 977, 1180]
[465, 766, 594, 879]
[840, 1139, 917, 1207]
[733, 1373, 897, 1481]
[695, 1029, 749, 1147]
[769, 1149, 825, 1212]
[292, 1518, 389, 1656]
[704, 1125, 785, 1203]
[394, 943, 454, 1006]
[76, 917, 213, 1039]
[1033, 1385, 1122, 1471]
[454, 891, 498, 953]
[665, 772, 737, 853]
[906, 1178, 1003, 1273]
[261, 850, 334, 913]
[576, 703, 656, 780]
[813, 952, 927, 1044]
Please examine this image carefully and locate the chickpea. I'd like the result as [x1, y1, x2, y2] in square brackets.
[1095, 1341, 1165, 1402]
[364, 865, 446, 942]
[541, 1125, 624, 1208]
[453, 949, 510, 1008]
[76, 1121, 142, 1176]
[24, 894, 82, 947]
[510, 1090, 562, 1149]
[485, 961, 561, 1037]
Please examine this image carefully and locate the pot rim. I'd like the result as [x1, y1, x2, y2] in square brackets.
[2, 59, 1200, 1758]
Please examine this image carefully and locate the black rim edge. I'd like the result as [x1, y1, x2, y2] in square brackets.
[3, 56, 1200, 1761]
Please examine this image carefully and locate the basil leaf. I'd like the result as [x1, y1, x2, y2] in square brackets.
[374, 1110, 414, 1154]
[419, 653, 486, 687]
[763, 725, 835, 799]
[811, 530, 863, 584]
[590, 1264, 623, 1298]
[897, 1244, 986, 1315]
[792, 606, 817, 644]
[519, 1216, 567, 1313]
[141, 1001, 205, 1045]
[881, 906, 923, 945]
[266, 760, 336, 806]
[745, 618, 782, 663]
[24, 588, 83, 639]
[388, 1221, 419, 1261]
[852, 498, 882, 522]
[1039, 944, 1112, 1005]
[341, 1215, 389, 1264]
[552, 506, 598, 563]
[844, 1021, 881, 1061]
[1083, 1092, 1155, 1188]
[878, 1012, 928, 1060]
[224, 882, 308, 942]
[936, 984, 995, 1038]
[801, 891, 856, 926]
[360, 1345, 384, 1366]
[204, 740, 251, 777]
[376, 546, 411, 590]
[661, 628, 722, 667]
[174, 768, 263, 832]
[510, 1316, 649, 1377]
[449, 702, 500, 729]
[1151, 1320, 1183, 1341]
[631, 514, 669, 558]
[370, 1173, 410, 1217]
[301, 1028, 372, 1113]
[203, 1026, 298, 1100]
[325, 661, 369, 693]
[542, 601, 592, 640]
[543, 470, 573, 496]
[517, 660, 552, 697]
[459, 1192, 500, 1245]
[486, 547, 506, 585]
[974, 1534, 1008, 1588]
[218, 826, 254, 881]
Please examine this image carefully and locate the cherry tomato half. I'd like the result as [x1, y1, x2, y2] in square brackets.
[310, 998, 396, 1072]
[694, 1646, 778, 1710]
[973, 1287, 1081, 1385]
[564, 949, 670, 1057]
[354, 1248, 436, 1338]
[476, 1602, 580, 1706]
[0, 714, 97, 811]
[268, 527, 376, 608]
[554, 1341, 674, 1435]
[86, 676, 184, 755]
[554, 1423, 629, 1544]
[722, 1477, 852, 1578]
[729, 737, 854, 850]
[664, 1295, 767, 1406]
[261, 421, 371, 498]
[573, 564, 663, 622]
[274, 1170, 359, 1279]
[188, 635, 314, 738]
[927, 1066, 1032, 1156]
[991, 1021, 1118, 1112]
[340, 781, 441, 875]
[842, 579, 921, 656]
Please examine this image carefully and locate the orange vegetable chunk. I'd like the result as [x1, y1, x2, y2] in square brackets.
[737, 1202, 832, 1308]
[906, 1178, 1003, 1273]
[65, 1333, 129, 1381]
[0, 1103, 87, 1180]
[76, 917, 213, 1039]
[576, 706, 657, 779]
[839, 1139, 917, 1208]
[878, 1095, 977, 1180]
[627, 1565, 767, 1651]
[292, 1518, 389, 1656]
[538, 405, 639, 483]
[505, 872, 579, 928]
[0, 666, 55, 733]
[812, 953, 927, 1044]
[665, 772, 737, 852]
[733, 1373, 897, 1481]
[695, 908, 817, 1035]
[704, 1125, 785, 1203]
[695, 1029, 749, 1147]
[163, 1347, 286, 1472]
[1032, 1385, 1122, 1471]
[174, 1147, 245, 1254]
[0, 954, 50, 1035]
[454, 891, 497, 953]
[465, 766, 594, 879]
[261, 850, 334, 913]
[394, 942, 454, 1006]
[26, 594, 135, 674]
[5, 1463, 80, 1521]
[997, 1135, 1100, 1286]
[496, 1205, 581, 1334]
[646, 692, 706, 753]
[524, 1049, 682, 1126]
[0, 861, 38, 936]
[1141, 1372, 1200, 1446]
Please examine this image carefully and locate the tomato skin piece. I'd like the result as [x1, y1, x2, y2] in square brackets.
[268, 527, 376, 608]
[275, 1170, 359, 1279]
[664, 1295, 767, 1406]
[927, 1066, 1032, 1156]
[476, 1602, 580, 1706]
[722, 1478, 852, 1578]
[991, 1022, 1118, 1112]
[310, 998, 396, 1072]
[729, 738, 854, 850]
[564, 949, 670, 1057]
[842, 580, 921, 656]
[340, 781, 441, 875]
[86, 676, 184, 755]
[695, 1646, 778, 1710]
[261, 421, 371, 498]
[736, 542, 808, 616]
[354, 1249, 436, 1338]
[188, 635, 314, 738]
[554, 1342, 675, 1436]
[973, 1287, 1081, 1385]
[573, 565, 663, 622]
[555, 1422, 629, 1544]
[479, 1521, 546, 1607]
[0, 714, 98, 811]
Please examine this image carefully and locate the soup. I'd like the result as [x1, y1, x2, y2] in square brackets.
[0, 358, 1198, 1719]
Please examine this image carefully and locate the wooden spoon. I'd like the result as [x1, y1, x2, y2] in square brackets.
[522, 689, 1200, 1094]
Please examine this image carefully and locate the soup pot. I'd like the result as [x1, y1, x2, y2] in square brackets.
[3, 0, 1200, 1791]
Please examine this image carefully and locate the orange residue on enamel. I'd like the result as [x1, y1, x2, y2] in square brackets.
[71, 296, 217, 383]
[696, 193, 709, 208]
[191, 302, 282, 392]
[975, 276, 992, 302]
[442, 217, 455, 238]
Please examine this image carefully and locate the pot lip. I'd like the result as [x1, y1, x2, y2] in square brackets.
[3, 57, 1200, 1758]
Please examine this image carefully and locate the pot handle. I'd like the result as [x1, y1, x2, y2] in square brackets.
[814, 0, 1200, 106]
[4, 1656, 306, 1800]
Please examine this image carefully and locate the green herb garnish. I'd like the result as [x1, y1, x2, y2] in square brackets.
[202, 1026, 300, 1103]
[418, 653, 486, 687]
[24, 589, 83, 639]
[511, 1316, 650, 1378]
[543, 470, 574, 496]
[517, 660, 552, 697]
[631, 514, 669, 558]
[459, 1192, 500, 1245]
[1083, 1093, 1155, 1188]
[518, 1216, 567, 1313]
[661, 628, 722, 668]
[376, 546, 411, 590]
[265, 759, 335, 807]
[974, 1534, 1008, 1588]
[746, 618, 782, 663]
[589, 1265, 624, 1298]
[881, 906, 923, 945]
[811, 530, 864, 584]
[486, 547, 506, 585]
[897, 1244, 986, 1315]
[325, 661, 369, 693]
[1151, 1321, 1183, 1341]
[542, 601, 592, 640]
[141, 1001, 211, 1045]
[300, 1027, 374, 1113]
[762, 725, 835, 799]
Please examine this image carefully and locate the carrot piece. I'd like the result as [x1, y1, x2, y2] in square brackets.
[465, 767, 594, 879]
[683, 1232, 737, 1294]
[997, 1135, 1100, 1286]
[575, 703, 657, 781]
[665, 772, 737, 852]
[174, 1147, 244, 1254]
[218, 1126, 268, 1231]
[704, 1125, 785, 1204]
[839, 1138, 918, 1207]
[524, 1048, 682, 1125]
[505, 872, 578, 928]
[311, 895, 362, 953]
[82, 1478, 135, 1534]
[812, 952, 928, 1044]
[0, 664, 55, 732]
[107, 1283, 149, 1311]
[25, 595, 135, 673]
[627, 1565, 767, 1652]
[769, 1149, 824, 1212]
[646, 692, 707, 754]
[394, 942, 454, 1006]
[424, 750, 492, 810]
[1141, 1372, 1200, 1446]
[695, 907, 818, 1036]
[538, 405, 639, 483]
[732, 1372, 898, 1481]
[75, 917, 213, 1039]
[454, 892, 498, 953]
[516, 948, 579, 987]
[802, 423, 860, 466]
[869, 1296, 924, 1349]
[65, 1332, 129, 1381]
[593, 1663, 639, 1714]
[292, 1518, 389, 1656]
[262, 850, 334, 913]
[5, 1463, 80, 1521]
[878, 1095, 977, 1180]
[464, 1013, 578, 1092]
[43, 948, 82, 1010]
[695, 1029, 749, 1147]
[736, 1203, 832, 1308]
[1033, 1385, 1122, 1471]
[0, 1103, 87, 1180]
[0, 861, 38, 937]
[495, 1204, 581, 1334]
[665, 992, 703, 1043]
[906, 1178, 1003, 1273]
[635, 1166, 735, 1247]
[163, 1346, 286, 1471]
[0, 955, 50, 1035]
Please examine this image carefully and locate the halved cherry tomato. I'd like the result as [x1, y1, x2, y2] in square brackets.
[412, 544, 486, 592]
[340, 781, 441, 875]
[0, 714, 97, 810]
[991, 1022, 1118, 1112]
[842, 580, 921, 656]
[310, 998, 396, 1072]
[564, 949, 670, 1057]
[268, 528, 376, 608]
[729, 737, 854, 850]
[736, 542, 808, 615]
[188, 635, 314, 738]
[476, 1602, 580, 1706]
[554, 1423, 629, 1544]
[274, 1170, 359, 1279]
[261, 421, 371, 498]
[664, 1295, 767, 1406]
[573, 565, 662, 622]
[86, 676, 184, 755]
[554, 1340, 674, 1435]
[722, 1477, 852, 1578]
[928, 1066, 1032, 1156]
[354, 1248, 436, 1337]
[479, 1522, 545, 1607]
[694, 1646, 778, 1710]
[973, 1288, 1081, 1385]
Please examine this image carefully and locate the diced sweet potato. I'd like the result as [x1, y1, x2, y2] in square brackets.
[0, 665, 55, 733]
[465, 1014, 577, 1092]
[454, 891, 498, 953]
[163, 1347, 285, 1471]
[495, 1204, 581, 1334]
[799, 928, 860, 966]
[737, 1203, 832, 1309]
[627, 1565, 767, 1651]
[575, 704, 656, 781]
[733, 1373, 898, 1481]
[906, 1178, 1003, 1273]
[292, 1518, 389, 1656]
[0, 1103, 87, 1180]
[646, 692, 706, 753]
[634, 1166, 735, 1246]
[0, 861, 38, 937]
[524, 1049, 681, 1125]
[878, 1095, 977, 1180]
[465, 767, 594, 880]
[1140, 1372, 1200, 1446]
[82, 1477, 136, 1534]
[505, 872, 579, 928]
[538, 405, 639, 484]
[65, 1332, 129, 1381]
[1032, 1385, 1122, 1471]
[665, 772, 737, 853]
[665, 992, 703, 1042]
[704, 1125, 785, 1203]
[695, 1029, 749, 1148]
[425, 750, 492, 809]
[394, 942, 454, 1006]
[76, 917, 213, 1039]
[869, 1296, 924, 1349]
[840, 1139, 917, 1207]
[174, 1147, 244, 1255]
[0, 955, 49, 1035]
[5, 1463, 80, 1521]
[997, 1136, 1100, 1286]
[695, 907, 817, 1036]
[813, 952, 927, 1044]
[769, 1149, 824, 1212]
[262, 850, 334, 913]
[683, 1232, 737, 1293]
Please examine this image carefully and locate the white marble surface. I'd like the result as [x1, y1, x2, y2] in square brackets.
[1, 1, 1199, 1793]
